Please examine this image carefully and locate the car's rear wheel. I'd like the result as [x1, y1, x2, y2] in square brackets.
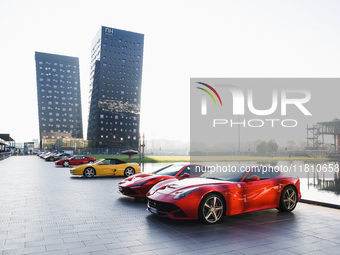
[198, 194, 224, 224]
[278, 185, 298, 212]
[84, 167, 95, 178]
[88, 160, 94, 164]
[63, 161, 70, 167]
[50, 157, 54, 161]
[124, 167, 135, 177]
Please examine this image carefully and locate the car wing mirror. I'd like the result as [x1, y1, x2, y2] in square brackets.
[180, 173, 190, 179]
[246, 175, 260, 182]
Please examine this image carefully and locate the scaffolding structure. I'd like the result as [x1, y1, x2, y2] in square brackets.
[306, 119, 340, 157]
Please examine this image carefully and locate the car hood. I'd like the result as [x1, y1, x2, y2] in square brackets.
[150, 177, 230, 195]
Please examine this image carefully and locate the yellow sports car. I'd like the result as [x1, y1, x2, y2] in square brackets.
[70, 158, 140, 178]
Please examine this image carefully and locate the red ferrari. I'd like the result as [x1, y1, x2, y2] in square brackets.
[55, 155, 97, 167]
[147, 166, 301, 224]
[118, 163, 204, 198]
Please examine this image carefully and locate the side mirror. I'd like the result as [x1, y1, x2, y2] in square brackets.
[98, 162, 103, 165]
[246, 175, 260, 182]
[180, 173, 190, 179]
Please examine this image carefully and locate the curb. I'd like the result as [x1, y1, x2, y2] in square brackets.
[300, 199, 340, 209]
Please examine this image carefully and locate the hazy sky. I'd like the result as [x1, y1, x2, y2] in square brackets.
[1, 0, 340, 144]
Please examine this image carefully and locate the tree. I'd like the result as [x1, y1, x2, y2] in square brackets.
[267, 139, 278, 152]
[256, 139, 278, 154]
[286, 140, 296, 150]
[256, 141, 268, 154]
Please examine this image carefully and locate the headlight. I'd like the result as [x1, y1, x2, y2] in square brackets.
[173, 187, 199, 200]
[148, 185, 157, 195]
[133, 179, 155, 187]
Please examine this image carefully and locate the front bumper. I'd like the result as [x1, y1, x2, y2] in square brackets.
[118, 185, 145, 197]
[147, 199, 189, 219]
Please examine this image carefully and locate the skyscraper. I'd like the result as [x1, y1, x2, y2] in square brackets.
[87, 26, 144, 150]
[35, 52, 83, 143]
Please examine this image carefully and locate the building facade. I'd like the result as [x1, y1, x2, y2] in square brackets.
[35, 52, 83, 145]
[87, 26, 144, 149]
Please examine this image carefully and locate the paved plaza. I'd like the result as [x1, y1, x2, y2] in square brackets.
[0, 156, 339, 255]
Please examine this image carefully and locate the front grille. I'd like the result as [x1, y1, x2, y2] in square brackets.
[123, 188, 137, 195]
[148, 199, 181, 213]
[119, 187, 138, 195]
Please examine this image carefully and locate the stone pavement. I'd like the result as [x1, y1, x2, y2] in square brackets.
[0, 156, 339, 255]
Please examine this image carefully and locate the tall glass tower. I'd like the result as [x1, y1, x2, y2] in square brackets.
[87, 26, 144, 150]
[35, 52, 83, 143]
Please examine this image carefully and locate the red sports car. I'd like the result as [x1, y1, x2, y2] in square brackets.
[147, 166, 301, 224]
[118, 163, 204, 198]
[55, 155, 97, 167]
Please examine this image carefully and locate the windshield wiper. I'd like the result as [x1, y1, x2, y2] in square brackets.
[204, 177, 222, 180]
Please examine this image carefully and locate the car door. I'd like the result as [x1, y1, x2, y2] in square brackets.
[112, 160, 126, 176]
[73, 156, 83, 165]
[96, 160, 113, 175]
[243, 167, 279, 212]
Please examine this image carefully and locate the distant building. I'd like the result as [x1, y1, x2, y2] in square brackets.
[0, 134, 15, 153]
[87, 26, 144, 150]
[35, 52, 83, 147]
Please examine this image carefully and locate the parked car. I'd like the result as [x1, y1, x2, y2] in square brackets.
[55, 155, 97, 167]
[118, 163, 204, 198]
[70, 158, 140, 178]
[147, 166, 301, 224]
[45, 153, 72, 162]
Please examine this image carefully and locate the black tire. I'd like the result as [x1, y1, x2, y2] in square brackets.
[84, 167, 95, 178]
[278, 185, 298, 212]
[198, 193, 225, 224]
[124, 167, 135, 177]
[63, 161, 70, 167]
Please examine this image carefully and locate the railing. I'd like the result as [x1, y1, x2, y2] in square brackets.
[0, 152, 11, 160]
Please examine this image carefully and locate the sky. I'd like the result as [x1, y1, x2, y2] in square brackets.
[1, 0, 340, 145]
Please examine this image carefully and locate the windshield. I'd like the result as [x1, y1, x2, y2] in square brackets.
[200, 166, 246, 182]
[152, 164, 186, 176]
[92, 159, 105, 165]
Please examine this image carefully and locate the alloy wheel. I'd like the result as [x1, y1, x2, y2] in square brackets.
[283, 187, 297, 210]
[202, 196, 224, 224]
[124, 167, 135, 177]
[84, 168, 95, 178]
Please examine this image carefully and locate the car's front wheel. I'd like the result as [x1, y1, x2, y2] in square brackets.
[278, 186, 298, 212]
[63, 161, 70, 167]
[84, 167, 95, 178]
[124, 167, 135, 177]
[198, 194, 224, 224]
